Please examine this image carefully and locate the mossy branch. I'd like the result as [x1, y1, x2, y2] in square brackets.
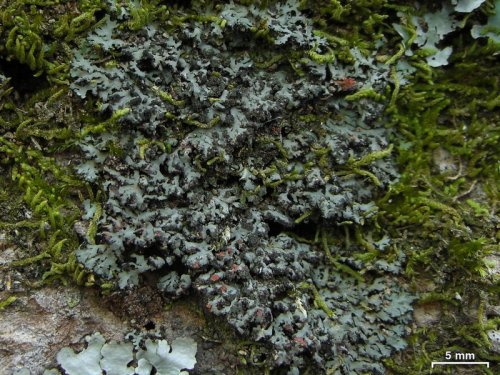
[345, 88, 385, 102]
[387, 67, 400, 112]
[385, 22, 417, 65]
[207, 152, 225, 166]
[166, 112, 221, 129]
[7, 252, 51, 268]
[348, 144, 394, 168]
[87, 202, 102, 245]
[313, 30, 349, 46]
[354, 227, 380, 262]
[153, 86, 185, 107]
[321, 228, 365, 283]
[294, 210, 312, 224]
[258, 136, 289, 159]
[351, 167, 382, 187]
[81, 108, 130, 137]
[299, 282, 335, 319]
[336, 145, 393, 186]
[0, 296, 17, 311]
[308, 48, 335, 64]
[138, 139, 166, 159]
[412, 196, 461, 223]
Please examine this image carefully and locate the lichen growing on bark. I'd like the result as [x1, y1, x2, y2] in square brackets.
[67, 1, 415, 371]
[0, 0, 498, 374]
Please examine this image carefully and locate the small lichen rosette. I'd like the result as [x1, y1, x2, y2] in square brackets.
[72, 1, 414, 372]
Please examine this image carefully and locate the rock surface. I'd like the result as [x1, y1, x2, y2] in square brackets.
[0, 285, 239, 375]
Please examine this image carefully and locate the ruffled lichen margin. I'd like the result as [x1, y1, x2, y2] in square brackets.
[0, 0, 498, 374]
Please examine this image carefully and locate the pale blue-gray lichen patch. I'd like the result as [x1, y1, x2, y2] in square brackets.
[70, 1, 414, 372]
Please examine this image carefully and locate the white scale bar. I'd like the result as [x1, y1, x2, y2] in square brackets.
[431, 361, 490, 368]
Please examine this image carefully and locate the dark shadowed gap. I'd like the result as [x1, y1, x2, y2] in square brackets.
[94, 9, 106, 22]
[266, 218, 317, 241]
[163, 0, 192, 9]
[0, 57, 48, 94]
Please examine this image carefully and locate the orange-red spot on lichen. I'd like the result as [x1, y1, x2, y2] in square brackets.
[336, 77, 356, 91]
[293, 337, 307, 347]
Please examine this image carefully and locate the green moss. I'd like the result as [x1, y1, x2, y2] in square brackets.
[126, 0, 169, 31]
[373, 2, 499, 372]
[345, 87, 386, 102]
[0, 1, 498, 373]
[0, 4, 105, 284]
[0, 0, 107, 85]
[0, 296, 17, 310]
[320, 228, 365, 283]
[298, 282, 335, 318]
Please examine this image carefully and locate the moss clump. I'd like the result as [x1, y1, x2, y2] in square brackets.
[376, 2, 499, 373]
[0, 0, 499, 374]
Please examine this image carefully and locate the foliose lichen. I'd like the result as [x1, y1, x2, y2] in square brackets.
[17, 332, 197, 375]
[70, 0, 414, 372]
[1, 0, 498, 373]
